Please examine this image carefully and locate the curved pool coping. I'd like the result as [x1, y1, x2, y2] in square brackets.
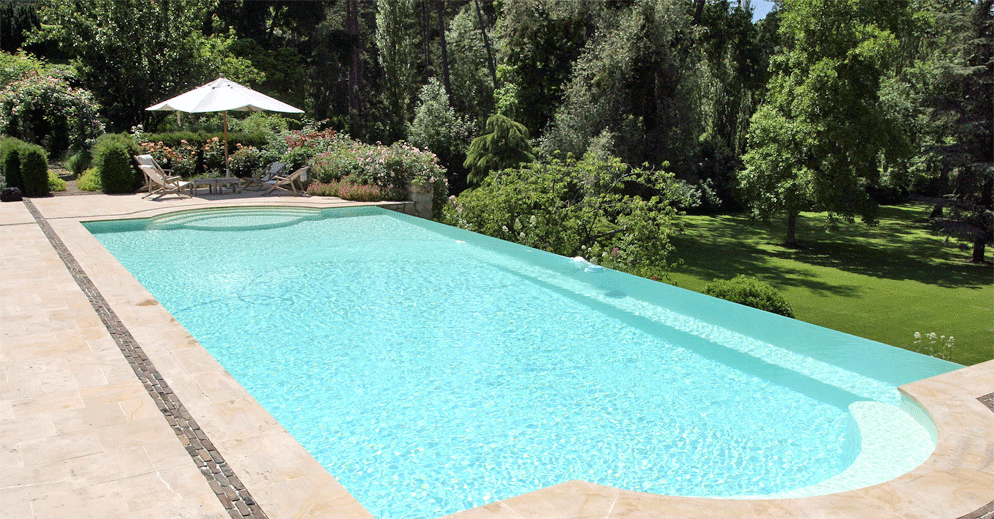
[20, 194, 994, 519]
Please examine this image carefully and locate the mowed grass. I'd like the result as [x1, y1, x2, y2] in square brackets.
[667, 203, 993, 366]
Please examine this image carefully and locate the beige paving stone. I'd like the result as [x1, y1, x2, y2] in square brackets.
[120, 465, 228, 514]
[0, 458, 71, 488]
[189, 367, 253, 404]
[442, 501, 526, 519]
[187, 396, 283, 444]
[52, 400, 128, 434]
[94, 415, 178, 450]
[0, 498, 33, 519]
[0, 413, 56, 444]
[78, 379, 149, 407]
[9, 388, 84, 416]
[66, 445, 155, 488]
[31, 480, 130, 518]
[19, 428, 103, 465]
[119, 394, 165, 422]
[0, 479, 74, 510]
[142, 436, 196, 471]
[498, 480, 620, 519]
[250, 470, 375, 519]
[219, 428, 329, 486]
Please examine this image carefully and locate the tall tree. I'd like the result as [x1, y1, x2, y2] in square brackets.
[926, 0, 993, 262]
[1, 0, 40, 53]
[445, 4, 497, 128]
[435, 0, 453, 100]
[493, 0, 591, 136]
[348, 0, 363, 129]
[376, 0, 422, 141]
[37, 0, 257, 131]
[539, 0, 699, 169]
[739, 0, 912, 246]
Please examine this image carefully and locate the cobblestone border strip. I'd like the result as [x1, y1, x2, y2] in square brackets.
[23, 199, 268, 519]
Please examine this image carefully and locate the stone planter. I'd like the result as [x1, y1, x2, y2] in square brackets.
[406, 181, 433, 219]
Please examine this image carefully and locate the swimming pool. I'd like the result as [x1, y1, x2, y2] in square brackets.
[85, 206, 960, 519]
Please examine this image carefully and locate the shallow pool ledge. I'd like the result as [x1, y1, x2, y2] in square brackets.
[443, 361, 994, 519]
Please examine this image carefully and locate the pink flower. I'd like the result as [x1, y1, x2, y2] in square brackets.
[611, 247, 620, 258]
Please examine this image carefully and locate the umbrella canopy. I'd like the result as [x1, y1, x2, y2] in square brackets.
[147, 77, 303, 114]
[147, 78, 303, 177]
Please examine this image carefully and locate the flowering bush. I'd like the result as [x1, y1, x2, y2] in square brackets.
[310, 134, 448, 217]
[444, 153, 684, 280]
[0, 70, 104, 156]
[307, 177, 388, 202]
[912, 332, 955, 360]
[227, 144, 263, 177]
[138, 139, 198, 177]
[202, 136, 226, 173]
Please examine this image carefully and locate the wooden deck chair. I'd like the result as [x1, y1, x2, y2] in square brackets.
[139, 165, 192, 199]
[135, 155, 172, 194]
[263, 166, 308, 196]
[243, 161, 286, 190]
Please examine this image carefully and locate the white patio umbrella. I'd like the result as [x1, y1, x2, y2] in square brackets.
[146, 77, 303, 176]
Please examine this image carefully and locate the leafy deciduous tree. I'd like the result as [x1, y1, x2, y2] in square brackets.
[739, 0, 912, 246]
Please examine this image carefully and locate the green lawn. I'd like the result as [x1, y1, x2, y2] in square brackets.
[667, 203, 993, 366]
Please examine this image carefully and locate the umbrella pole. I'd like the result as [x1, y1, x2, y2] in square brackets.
[223, 111, 230, 177]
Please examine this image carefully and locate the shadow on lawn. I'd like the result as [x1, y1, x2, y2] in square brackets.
[672, 205, 990, 292]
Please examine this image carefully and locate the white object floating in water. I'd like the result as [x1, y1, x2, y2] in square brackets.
[456, 240, 466, 243]
[585, 264, 604, 273]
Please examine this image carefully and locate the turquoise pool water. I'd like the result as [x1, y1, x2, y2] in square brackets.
[85, 207, 960, 519]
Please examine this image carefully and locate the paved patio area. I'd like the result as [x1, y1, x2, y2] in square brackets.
[1, 192, 991, 519]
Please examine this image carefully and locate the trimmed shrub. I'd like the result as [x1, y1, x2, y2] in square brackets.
[141, 131, 267, 150]
[48, 171, 67, 192]
[703, 275, 795, 318]
[65, 148, 92, 176]
[20, 144, 49, 197]
[1, 137, 24, 191]
[77, 167, 101, 191]
[92, 133, 141, 194]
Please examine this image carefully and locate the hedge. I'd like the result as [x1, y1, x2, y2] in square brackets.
[20, 144, 49, 197]
[1, 137, 24, 191]
[141, 131, 267, 150]
[0, 137, 48, 196]
[92, 133, 141, 194]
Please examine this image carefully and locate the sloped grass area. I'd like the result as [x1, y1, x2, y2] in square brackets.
[668, 203, 992, 366]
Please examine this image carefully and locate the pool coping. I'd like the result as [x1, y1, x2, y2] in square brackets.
[3, 193, 992, 519]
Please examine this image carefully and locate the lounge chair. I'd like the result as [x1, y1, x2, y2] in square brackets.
[135, 154, 173, 194]
[263, 167, 308, 196]
[139, 164, 192, 199]
[243, 162, 286, 190]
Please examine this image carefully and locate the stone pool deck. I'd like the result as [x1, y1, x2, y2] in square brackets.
[1, 192, 991, 519]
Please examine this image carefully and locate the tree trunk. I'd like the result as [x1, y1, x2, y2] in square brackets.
[971, 238, 987, 263]
[473, 0, 499, 92]
[347, 0, 362, 128]
[786, 211, 798, 248]
[436, 0, 453, 101]
[421, 0, 432, 80]
[692, 0, 706, 26]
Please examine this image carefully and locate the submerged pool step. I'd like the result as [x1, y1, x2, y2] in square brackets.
[147, 207, 322, 231]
